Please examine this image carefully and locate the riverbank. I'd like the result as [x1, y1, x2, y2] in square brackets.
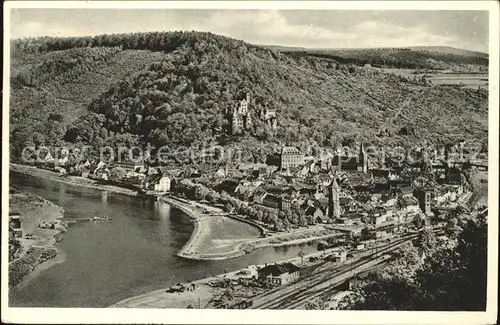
[10, 163, 138, 196]
[109, 244, 342, 308]
[11, 164, 340, 262]
[162, 196, 261, 260]
[8, 189, 67, 288]
[164, 196, 341, 261]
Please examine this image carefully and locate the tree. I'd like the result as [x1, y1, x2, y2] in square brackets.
[298, 251, 306, 265]
[414, 228, 437, 254]
[298, 215, 308, 227]
[340, 216, 487, 311]
[110, 166, 126, 180]
[444, 218, 462, 239]
[361, 227, 372, 240]
[282, 217, 291, 230]
[412, 214, 425, 230]
[305, 299, 329, 310]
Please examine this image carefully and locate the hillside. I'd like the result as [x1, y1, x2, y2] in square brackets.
[9, 31, 488, 163]
[273, 46, 488, 71]
[408, 46, 488, 57]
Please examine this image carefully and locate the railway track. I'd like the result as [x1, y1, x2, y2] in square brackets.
[250, 235, 416, 309]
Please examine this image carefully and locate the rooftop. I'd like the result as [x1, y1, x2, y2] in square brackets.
[259, 262, 300, 276]
[281, 146, 302, 155]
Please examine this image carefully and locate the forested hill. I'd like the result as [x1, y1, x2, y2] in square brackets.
[268, 45, 488, 71]
[10, 31, 488, 162]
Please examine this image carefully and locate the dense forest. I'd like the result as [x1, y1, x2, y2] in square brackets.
[278, 46, 488, 71]
[10, 31, 489, 163]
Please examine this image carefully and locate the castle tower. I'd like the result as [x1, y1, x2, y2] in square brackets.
[424, 191, 432, 216]
[245, 112, 252, 129]
[328, 178, 341, 220]
[239, 93, 250, 115]
[357, 143, 368, 173]
[232, 107, 240, 135]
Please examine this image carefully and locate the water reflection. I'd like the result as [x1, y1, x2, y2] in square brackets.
[10, 172, 319, 308]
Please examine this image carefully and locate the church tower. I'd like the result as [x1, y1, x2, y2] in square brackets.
[328, 178, 341, 220]
[424, 191, 433, 216]
[357, 143, 368, 173]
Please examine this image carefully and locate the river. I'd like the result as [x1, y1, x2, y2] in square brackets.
[9, 173, 319, 307]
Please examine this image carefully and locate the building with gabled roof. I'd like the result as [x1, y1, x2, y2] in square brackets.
[258, 262, 300, 286]
[280, 146, 304, 169]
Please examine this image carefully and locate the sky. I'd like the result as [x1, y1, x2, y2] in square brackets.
[9, 9, 489, 53]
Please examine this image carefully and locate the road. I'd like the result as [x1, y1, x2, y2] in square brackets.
[249, 234, 417, 309]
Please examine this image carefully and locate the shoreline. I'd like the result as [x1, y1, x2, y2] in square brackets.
[10, 163, 138, 196]
[109, 242, 351, 308]
[162, 196, 340, 261]
[10, 249, 67, 292]
[8, 188, 68, 288]
[11, 163, 340, 262]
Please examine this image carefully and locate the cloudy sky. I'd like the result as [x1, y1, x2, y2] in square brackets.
[9, 9, 489, 53]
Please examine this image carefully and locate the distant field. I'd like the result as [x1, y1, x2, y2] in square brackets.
[428, 73, 488, 89]
[375, 68, 488, 89]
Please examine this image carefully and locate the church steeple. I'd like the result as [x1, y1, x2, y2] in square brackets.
[358, 142, 368, 174]
[328, 178, 341, 220]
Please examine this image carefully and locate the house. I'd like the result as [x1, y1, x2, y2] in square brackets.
[355, 243, 366, 250]
[9, 212, 22, 239]
[375, 230, 388, 238]
[258, 262, 300, 286]
[55, 166, 67, 175]
[398, 185, 414, 198]
[304, 206, 327, 223]
[398, 196, 421, 217]
[75, 159, 91, 172]
[369, 207, 393, 226]
[234, 181, 261, 201]
[90, 160, 107, 175]
[116, 160, 144, 173]
[370, 168, 391, 178]
[154, 174, 171, 193]
[95, 168, 109, 181]
[252, 188, 267, 204]
[215, 167, 227, 178]
[215, 180, 239, 194]
[232, 265, 258, 279]
[80, 167, 90, 178]
[280, 147, 304, 169]
[145, 166, 159, 175]
[298, 160, 316, 177]
[331, 143, 368, 174]
[142, 173, 170, 193]
[281, 197, 293, 211]
[37, 149, 55, 167]
[262, 193, 281, 209]
[327, 249, 347, 263]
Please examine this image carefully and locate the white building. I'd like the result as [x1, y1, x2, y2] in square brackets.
[154, 175, 171, 193]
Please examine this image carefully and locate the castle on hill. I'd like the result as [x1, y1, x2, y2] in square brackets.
[230, 92, 277, 135]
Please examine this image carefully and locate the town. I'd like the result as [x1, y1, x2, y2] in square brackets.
[9, 91, 488, 309]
